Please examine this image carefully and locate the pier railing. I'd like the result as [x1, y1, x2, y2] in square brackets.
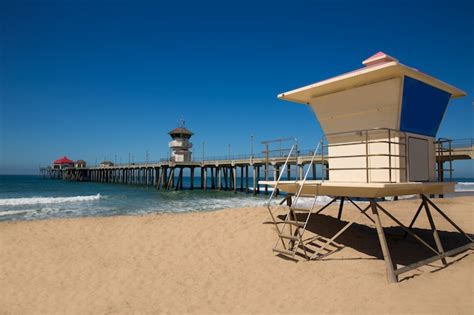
[99, 139, 470, 167]
[450, 138, 474, 149]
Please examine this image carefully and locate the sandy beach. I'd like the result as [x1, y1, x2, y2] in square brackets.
[1, 196, 473, 314]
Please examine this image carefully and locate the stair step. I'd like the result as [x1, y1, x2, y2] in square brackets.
[291, 207, 311, 213]
[278, 233, 299, 241]
[299, 193, 321, 198]
[272, 248, 296, 256]
[285, 220, 305, 227]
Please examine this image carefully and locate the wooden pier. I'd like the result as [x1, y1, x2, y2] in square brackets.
[40, 154, 328, 195]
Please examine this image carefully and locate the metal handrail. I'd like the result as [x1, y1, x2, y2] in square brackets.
[324, 140, 407, 148]
[327, 167, 407, 171]
[261, 137, 296, 144]
[451, 138, 474, 148]
[324, 153, 407, 159]
[291, 141, 322, 206]
[265, 143, 298, 235]
[272, 141, 323, 252]
[321, 127, 408, 183]
[435, 138, 454, 181]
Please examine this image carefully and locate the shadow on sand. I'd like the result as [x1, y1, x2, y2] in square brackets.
[276, 212, 473, 275]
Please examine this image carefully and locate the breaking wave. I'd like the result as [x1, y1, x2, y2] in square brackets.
[0, 209, 36, 216]
[455, 182, 474, 192]
[0, 194, 101, 206]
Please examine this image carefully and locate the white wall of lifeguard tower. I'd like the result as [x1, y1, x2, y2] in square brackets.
[168, 120, 193, 162]
[278, 52, 465, 183]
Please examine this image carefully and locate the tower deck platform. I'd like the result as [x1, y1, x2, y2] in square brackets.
[259, 180, 455, 198]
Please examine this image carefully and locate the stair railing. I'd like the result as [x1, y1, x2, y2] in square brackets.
[265, 143, 298, 234]
[273, 141, 323, 255]
[289, 141, 322, 211]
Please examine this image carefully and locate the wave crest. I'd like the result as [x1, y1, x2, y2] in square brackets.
[455, 182, 474, 192]
[0, 194, 101, 206]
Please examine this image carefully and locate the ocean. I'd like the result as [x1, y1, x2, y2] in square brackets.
[1, 175, 473, 222]
[0, 175, 269, 221]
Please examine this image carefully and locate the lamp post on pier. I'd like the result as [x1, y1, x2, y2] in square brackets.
[202, 142, 205, 161]
[250, 134, 254, 158]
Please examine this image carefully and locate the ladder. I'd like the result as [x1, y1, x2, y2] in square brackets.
[266, 142, 323, 260]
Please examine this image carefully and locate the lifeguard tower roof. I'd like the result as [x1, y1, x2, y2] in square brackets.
[278, 52, 466, 138]
[278, 52, 465, 103]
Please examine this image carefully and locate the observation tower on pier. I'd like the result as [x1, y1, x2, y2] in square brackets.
[168, 120, 194, 162]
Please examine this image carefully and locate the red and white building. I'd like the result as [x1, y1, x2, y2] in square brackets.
[52, 156, 75, 169]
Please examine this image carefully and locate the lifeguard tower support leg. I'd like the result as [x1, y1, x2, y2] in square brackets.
[370, 199, 398, 283]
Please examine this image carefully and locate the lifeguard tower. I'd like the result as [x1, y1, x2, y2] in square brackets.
[263, 52, 473, 283]
[168, 120, 194, 162]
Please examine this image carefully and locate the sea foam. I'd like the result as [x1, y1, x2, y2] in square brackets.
[0, 194, 101, 206]
[0, 209, 36, 216]
[455, 182, 474, 192]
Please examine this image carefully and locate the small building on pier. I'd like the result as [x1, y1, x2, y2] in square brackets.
[75, 159, 87, 168]
[53, 156, 74, 169]
[168, 121, 193, 162]
[100, 160, 114, 168]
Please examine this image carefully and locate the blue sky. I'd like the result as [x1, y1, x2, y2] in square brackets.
[1, 0, 473, 176]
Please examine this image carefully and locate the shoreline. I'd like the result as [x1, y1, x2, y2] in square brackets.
[1, 189, 473, 223]
[1, 196, 473, 314]
[1, 174, 473, 222]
